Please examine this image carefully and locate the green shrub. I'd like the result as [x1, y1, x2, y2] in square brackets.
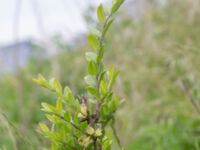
[33, 0, 125, 149]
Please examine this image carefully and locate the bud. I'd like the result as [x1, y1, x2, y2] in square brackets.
[94, 128, 102, 137]
[78, 104, 88, 119]
[86, 126, 95, 135]
[78, 135, 92, 147]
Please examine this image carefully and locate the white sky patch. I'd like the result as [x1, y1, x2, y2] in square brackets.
[0, 0, 108, 45]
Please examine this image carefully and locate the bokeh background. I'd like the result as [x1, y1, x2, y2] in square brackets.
[1, 0, 200, 149]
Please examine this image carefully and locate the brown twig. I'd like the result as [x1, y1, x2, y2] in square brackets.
[178, 80, 200, 114]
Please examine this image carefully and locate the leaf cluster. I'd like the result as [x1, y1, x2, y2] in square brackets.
[33, 1, 125, 150]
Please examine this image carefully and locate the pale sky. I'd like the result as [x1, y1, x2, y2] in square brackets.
[0, 0, 107, 45]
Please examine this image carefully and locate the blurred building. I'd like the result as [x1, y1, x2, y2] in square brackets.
[0, 39, 33, 73]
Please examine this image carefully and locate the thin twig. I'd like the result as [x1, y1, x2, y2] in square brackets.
[178, 80, 200, 114]
[111, 119, 123, 150]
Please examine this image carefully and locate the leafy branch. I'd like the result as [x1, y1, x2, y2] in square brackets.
[33, 0, 125, 150]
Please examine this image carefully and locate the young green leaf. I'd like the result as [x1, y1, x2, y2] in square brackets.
[49, 78, 62, 95]
[90, 28, 101, 37]
[97, 4, 106, 23]
[56, 98, 63, 112]
[64, 111, 71, 122]
[107, 65, 120, 90]
[63, 86, 77, 106]
[88, 34, 100, 50]
[98, 71, 106, 86]
[88, 61, 98, 75]
[39, 123, 49, 133]
[84, 75, 96, 86]
[85, 52, 97, 62]
[41, 102, 57, 113]
[87, 86, 100, 99]
[111, 0, 125, 15]
[102, 18, 114, 38]
[100, 80, 108, 95]
[103, 4, 111, 15]
[97, 46, 104, 63]
[32, 74, 50, 89]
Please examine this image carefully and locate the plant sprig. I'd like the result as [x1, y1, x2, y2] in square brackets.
[33, 0, 125, 149]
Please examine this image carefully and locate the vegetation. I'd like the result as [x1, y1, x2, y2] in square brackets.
[0, 0, 200, 149]
[33, 0, 125, 149]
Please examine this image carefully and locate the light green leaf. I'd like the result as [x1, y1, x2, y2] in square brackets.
[88, 61, 98, 75]
[102, 18, 114, 38]
[100, 80, 108, 95]
[39, 123, 49, 133]
[85, 52, 97, 62]
[87, 86, 100, 99]
[56, 98, 63, 112]
[49, 78, 62, 94]
[111, 0, 125, 15]
[107, 65, 119, 89]
[32, 74, 50, 89]
[90, 28, 101, 37]
[97, 4, 106, 23]
[108, 100, 116, 112]
[46, 114, 56, 123]
[84, 75, 96, 86]
[97, 46, 104, 62]
[98, 71, 106, 86]
[63, 86, 76, 105]
[112, 0, 117, 3]
[41, 102, 57, 113]
[88, 34, 100, 50]
[64, 111, 71, 122]
[101, 104, 110, 118]
[103, 4, 111, 15]
[102, 131, 113, 150]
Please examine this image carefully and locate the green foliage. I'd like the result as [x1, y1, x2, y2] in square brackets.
[1, 0, 200, 149]
[97, 4, 106, 23]
[33, 1, 125, 149]
[111, 0, 125, 15]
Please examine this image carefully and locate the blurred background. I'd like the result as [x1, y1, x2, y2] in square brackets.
[1, 0, 200, 149]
